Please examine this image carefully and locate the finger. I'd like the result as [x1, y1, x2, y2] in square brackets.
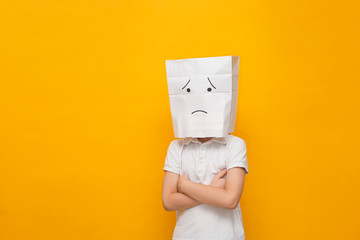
[181, 174, 189, 179]
[216, 168, 227, 178]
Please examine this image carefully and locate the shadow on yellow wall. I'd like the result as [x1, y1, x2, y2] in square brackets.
[0, 1, 359, 239]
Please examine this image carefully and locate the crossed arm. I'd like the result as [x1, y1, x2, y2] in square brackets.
[161, 167, 246, 211]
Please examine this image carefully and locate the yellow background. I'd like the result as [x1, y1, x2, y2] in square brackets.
[1, 0, 360, 239]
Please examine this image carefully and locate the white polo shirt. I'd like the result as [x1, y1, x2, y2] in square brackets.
[163, 134, 249, 240]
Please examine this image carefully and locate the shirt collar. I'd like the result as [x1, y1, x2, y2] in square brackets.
[183, 134, 230, 146]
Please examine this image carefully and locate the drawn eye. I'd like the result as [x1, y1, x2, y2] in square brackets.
[182, 79, 191, 92]
[207, 77, 217, 91]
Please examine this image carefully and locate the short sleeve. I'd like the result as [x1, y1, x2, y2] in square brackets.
[163, 140, 181, 175]
[226, 137, 249, 174]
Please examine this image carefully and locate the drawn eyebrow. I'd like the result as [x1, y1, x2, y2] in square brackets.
[182, 79, 191, 89]
[207, 77, 216, 89]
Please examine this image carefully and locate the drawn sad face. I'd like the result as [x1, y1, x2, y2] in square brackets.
[182, 77, 217, 115]
[168, 74, 234, 138]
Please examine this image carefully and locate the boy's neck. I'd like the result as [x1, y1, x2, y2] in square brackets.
[197, 137, 212, 143]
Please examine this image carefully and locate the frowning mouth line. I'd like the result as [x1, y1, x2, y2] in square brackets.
[191, 110, 208, 114]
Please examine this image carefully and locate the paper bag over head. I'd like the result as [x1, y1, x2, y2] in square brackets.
[165, 56, 240, 138]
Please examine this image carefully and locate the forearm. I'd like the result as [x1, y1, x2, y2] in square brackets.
[180, 181, 238, 209]
[163, 192, 201, 211]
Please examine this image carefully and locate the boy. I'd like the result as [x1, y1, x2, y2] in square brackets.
[162, 56, 248, 240]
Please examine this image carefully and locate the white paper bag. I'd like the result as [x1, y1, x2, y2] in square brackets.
[165, 56, 239, 138]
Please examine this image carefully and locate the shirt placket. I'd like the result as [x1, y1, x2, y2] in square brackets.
[196, 143, 207, 179]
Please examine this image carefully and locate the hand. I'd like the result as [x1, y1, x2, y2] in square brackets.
[210, 168, 227, 189]
[178, 174, 190, 193]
